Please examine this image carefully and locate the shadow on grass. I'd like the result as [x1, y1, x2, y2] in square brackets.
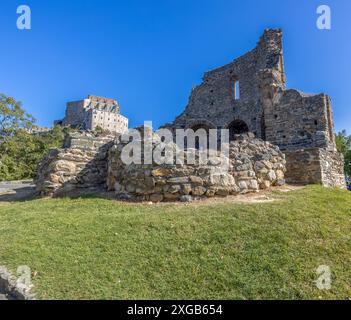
[0, 185, 38, 202]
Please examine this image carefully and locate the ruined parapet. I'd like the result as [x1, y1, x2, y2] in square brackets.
[63, 131, 115, 149]
[107, 133, 286, 202]
[260, 87, 337, 152]
[35, 132, 114, 196]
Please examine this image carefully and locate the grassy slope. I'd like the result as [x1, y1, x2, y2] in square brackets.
[0, 186, 350, 300]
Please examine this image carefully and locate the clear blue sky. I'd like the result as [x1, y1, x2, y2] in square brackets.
[0, 0, 350, 133]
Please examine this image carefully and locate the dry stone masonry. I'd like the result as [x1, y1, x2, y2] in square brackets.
[35, 132, 114, 196]
[107, 131, 286, 202]
[36, 129, 286, 201]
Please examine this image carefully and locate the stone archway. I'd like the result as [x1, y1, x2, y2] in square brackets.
[227, 119, 249, 141]
[187, 119, 216, 131]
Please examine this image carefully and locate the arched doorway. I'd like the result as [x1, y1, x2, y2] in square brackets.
[227, 119, 249, 141]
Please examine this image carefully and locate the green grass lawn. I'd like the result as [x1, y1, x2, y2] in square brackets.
[0, 185, 350, 300]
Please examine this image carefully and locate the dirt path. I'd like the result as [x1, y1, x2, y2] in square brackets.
[178, 184, 304, 207]
[106, 184, 305, 207]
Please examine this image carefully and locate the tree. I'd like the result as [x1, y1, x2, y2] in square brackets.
[0, 94, 77, 181]
[0, 94, 35, 139]
[335, 130, 351, 178]
[0, 125, 67, 181]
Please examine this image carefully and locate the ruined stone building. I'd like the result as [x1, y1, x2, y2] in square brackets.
[165, 29, 345, 188]
[55, 95, 128, 134]
[35, 29, 345, 200]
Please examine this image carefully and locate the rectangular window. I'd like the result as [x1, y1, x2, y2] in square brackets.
[234, 81, 240, 100]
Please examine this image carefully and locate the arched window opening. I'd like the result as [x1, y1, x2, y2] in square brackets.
[228, 119, 249, 141]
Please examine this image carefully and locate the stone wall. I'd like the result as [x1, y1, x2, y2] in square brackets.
[107, 133, 286, 202]
[35, 132, 286, 201]
[164, 29, 285, 139]
[319, 148, 346, 187]
[259, 69, 335, 152]
[259, 67, 345, 188]
[166, 28, 335, 152]
[62, 99, 90, 128]
[35, 132, 114, 196]
[285, 148, 345, 187]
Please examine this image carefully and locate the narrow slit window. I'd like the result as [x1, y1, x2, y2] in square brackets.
[234, 80, 240, 100]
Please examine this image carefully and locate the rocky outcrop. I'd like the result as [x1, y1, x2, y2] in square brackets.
[0, 266, 35, 300]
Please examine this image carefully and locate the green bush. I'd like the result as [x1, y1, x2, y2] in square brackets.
[0, 126, 67, 181]
[335, 130, 351, 178]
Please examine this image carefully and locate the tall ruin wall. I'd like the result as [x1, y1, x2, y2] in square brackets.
[165, 29, 345, 188]
[165, 29, 285, 138]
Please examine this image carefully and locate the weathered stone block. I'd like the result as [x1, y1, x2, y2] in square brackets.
[151, 168, 171, 177]
[192, 186, 207, 196]
[150, 194, 164, 202]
